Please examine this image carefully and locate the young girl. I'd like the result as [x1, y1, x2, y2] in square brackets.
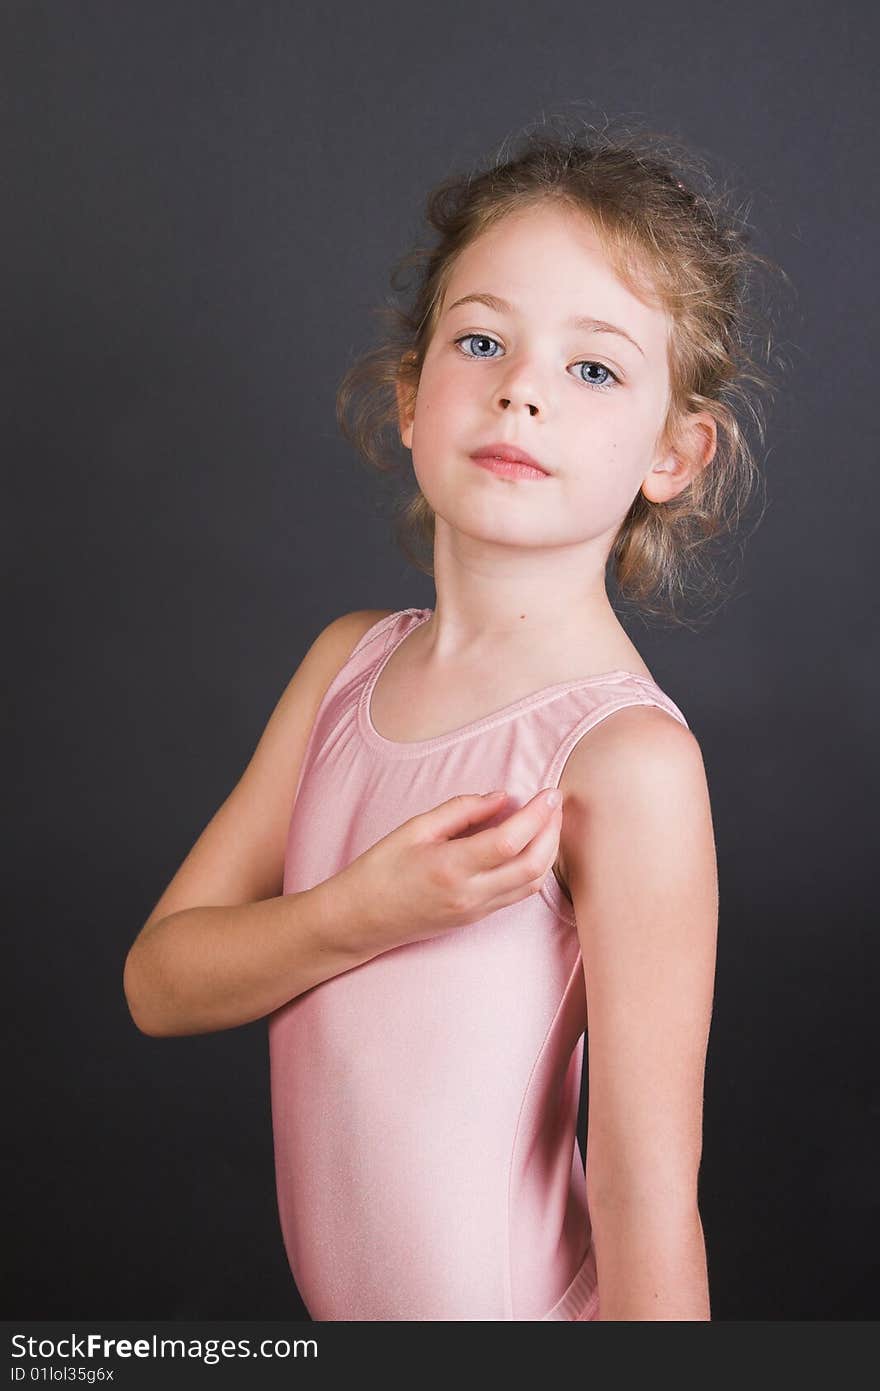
[124, 117, 780, 1321]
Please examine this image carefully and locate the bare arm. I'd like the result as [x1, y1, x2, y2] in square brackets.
[123, 608, 393, 1037]
[558, 705, 719, 1321]
[123, 877, 382, 1037]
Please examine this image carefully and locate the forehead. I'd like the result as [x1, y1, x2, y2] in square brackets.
[442, 203, 668, 358]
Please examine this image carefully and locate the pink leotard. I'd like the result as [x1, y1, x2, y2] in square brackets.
[268, 608, 690, 1321]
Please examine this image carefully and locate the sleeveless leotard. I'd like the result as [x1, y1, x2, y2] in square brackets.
[268, 608, 690, 1321]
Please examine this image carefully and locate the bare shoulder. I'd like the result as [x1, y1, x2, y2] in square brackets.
[249, 605, 396, 766]
[561, 700, 706, 794]
[309, 607, 395, 672]
[328, 606, 396, 640]
[259, 607, 395, 728]
[556, 702, 714, 892]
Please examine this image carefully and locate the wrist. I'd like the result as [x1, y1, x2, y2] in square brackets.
[304, 869, 376, 967]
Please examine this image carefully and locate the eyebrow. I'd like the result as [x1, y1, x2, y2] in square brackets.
[445, 291, 645, 358]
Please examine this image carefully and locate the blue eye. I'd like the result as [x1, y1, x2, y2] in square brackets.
[453, 333, 621, 393]
[573, 360, 618, 391]
[455, 332, 503, 360]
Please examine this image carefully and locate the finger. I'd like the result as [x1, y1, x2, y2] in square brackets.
[458, 787, 562, 874]
[478, 804, 563, 901]
[418, 790, 509, 844]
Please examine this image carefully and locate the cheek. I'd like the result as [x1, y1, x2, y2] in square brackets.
[416, 368, 458, 423]
[410, 390, 447, 497]
[558, 414, 654, 527]
[576, 396, 659, 475]
[562, 469, 635, 532]
[411, 371, 462, 466]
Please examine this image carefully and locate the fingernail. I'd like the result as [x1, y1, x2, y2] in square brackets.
[545, 789, 561, 808]
[482, 789, 506, 798]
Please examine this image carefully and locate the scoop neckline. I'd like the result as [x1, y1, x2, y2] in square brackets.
[356, 607, 656, 757]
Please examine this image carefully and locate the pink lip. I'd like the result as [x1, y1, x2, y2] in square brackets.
[470, 442, 550, 480]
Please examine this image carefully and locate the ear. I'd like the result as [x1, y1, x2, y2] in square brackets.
[641, 411, 717, 503]
[396, 365, 416, 450]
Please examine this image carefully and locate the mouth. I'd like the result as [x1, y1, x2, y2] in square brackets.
[470, 443, 551, 480]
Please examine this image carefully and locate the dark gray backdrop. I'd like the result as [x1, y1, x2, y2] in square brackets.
[4, 0, 877, 1320]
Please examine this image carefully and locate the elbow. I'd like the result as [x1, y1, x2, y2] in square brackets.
[123, 945, 167, 1038]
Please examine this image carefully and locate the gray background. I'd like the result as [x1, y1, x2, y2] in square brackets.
[4, 0, 877, 1319]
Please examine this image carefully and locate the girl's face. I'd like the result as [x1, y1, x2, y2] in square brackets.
[398, 203, 709, 551]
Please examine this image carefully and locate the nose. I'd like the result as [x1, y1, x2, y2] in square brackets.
[497, 360, 543, 416]
[500, 395, 539, 416]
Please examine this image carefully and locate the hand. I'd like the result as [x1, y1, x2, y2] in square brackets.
[335, 788, 564, 954]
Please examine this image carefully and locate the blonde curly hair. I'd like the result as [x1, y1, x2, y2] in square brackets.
[336, 112, 790, 625]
